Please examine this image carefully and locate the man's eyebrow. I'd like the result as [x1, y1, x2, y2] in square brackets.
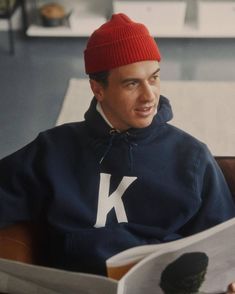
[121, 68, 160, 84]
[152, 68, 160, 75]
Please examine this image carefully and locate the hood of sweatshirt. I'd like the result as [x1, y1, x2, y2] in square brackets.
[84, 95, 173, 168]
[84, 95, 173, 141]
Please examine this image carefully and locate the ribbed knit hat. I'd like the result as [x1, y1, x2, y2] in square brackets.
[84, 13, 161, 74]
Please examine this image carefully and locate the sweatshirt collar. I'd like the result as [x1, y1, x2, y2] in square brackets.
[84, 95, 173, 142]
[96, 102, 115, 129]
[84, 96, 173, 168]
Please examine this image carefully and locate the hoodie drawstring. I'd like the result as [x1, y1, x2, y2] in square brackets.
[128, 144, 134, 171]
[99, 130, 116, 164]
[124, 132, 137, 171]
[99, 130, 137, 170]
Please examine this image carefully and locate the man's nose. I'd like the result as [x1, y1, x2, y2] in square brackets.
[140, 83, 156, 102]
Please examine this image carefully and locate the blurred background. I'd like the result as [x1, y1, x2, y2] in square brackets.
[0, 0, 235, 158]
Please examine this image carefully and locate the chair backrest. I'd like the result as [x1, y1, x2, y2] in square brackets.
[215, 156, 235, 200]
[0, 157, 235, 265]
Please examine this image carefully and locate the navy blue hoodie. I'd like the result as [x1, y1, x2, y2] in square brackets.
[0, 96, 234, 275]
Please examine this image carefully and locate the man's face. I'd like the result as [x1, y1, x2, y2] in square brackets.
[91, 60, 160, 131]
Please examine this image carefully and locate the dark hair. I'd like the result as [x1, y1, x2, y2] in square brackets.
[159, 252, 209, 294]
[88, 70, 110, 88]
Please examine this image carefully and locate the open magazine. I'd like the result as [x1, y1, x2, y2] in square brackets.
[1, 217, 235, 294]
[107, 217, 235, 294]
[0, 258, 117, 294]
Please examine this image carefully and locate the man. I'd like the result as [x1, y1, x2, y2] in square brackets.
[0, 13, 235, 291]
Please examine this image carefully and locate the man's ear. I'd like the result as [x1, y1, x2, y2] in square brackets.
[89, 80, 104, 102]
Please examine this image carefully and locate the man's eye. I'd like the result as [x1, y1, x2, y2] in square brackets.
[126, 81, 138, 88]
[151, 75, 159, 81]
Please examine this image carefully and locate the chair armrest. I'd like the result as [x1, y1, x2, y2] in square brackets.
[0, 222, 37, 264]
[215, 156, 235, 199]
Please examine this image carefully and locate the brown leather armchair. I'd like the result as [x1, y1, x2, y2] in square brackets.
[0, 157, 235, 265]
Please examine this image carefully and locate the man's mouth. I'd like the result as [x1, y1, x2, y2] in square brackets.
[135, 105, 155, 117]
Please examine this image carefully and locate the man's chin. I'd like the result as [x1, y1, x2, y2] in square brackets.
[132, 117, 154, 129]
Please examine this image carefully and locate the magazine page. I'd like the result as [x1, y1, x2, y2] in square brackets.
[107, 217, 235, 280]
[0, 258, 117, 294]
[117, 218, 235, 294]
[0, 271, 59, 294]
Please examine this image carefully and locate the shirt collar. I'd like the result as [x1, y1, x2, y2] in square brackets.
[96, 102, 114, 129]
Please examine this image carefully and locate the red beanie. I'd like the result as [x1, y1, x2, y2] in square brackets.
[84, 13, 161, 74]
